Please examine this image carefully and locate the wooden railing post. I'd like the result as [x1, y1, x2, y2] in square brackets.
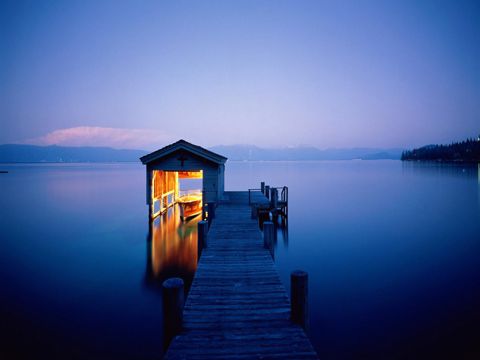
[291, 270, 309, 331]
[162, 277, 185, 346]
[261, 181, 265, 194]
[265, 185, 270, 200]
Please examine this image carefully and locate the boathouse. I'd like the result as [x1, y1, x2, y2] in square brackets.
[140, 140, 227, 220]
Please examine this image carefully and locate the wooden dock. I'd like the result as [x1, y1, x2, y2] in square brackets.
[164, 191, 318, 359]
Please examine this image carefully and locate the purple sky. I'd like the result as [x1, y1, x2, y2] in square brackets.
[1, 0, 479, 150]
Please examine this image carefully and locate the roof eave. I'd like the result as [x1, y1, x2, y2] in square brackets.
[140, 142, 227, 165]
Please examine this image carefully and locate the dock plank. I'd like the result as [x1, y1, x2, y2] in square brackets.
[164, 192, 318, 359]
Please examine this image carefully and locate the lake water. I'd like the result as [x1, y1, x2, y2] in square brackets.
[1, 161, 479, 359]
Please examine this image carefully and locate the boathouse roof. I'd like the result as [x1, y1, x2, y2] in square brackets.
[140, 139, 227, 165]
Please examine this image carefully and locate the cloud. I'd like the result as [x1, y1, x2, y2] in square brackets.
[23, 126, 173, 150]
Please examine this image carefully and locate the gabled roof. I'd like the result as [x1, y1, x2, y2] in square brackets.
[140, 139, 227, 165]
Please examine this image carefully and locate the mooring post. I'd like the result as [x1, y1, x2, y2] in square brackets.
[271, 188, 278, 209]
[263, 221, 274, 249]
[162, 277, 185, 344]
[291, 270, 309, 331]
[198, 220, 208, 256]
[261, 181, 265, 194]
[265, 185, 270, 200]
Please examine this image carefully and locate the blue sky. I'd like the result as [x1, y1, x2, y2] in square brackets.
[1, 0, 479, 150]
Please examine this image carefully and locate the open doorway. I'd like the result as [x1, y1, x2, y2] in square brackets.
[150, 170, 203, 221]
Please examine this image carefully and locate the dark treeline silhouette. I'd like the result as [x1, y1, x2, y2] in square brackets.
[401, 136, 480, 162]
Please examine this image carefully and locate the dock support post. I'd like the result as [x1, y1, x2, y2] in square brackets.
[291, 270, 309, 331]
[265, 185, 270, 200]
[198, 220, 208, 258]
[202, 191, 206, 219]
[261, 181, 265, 194]
[263, 221, 274, 250]
[251, 205, 258, 219]
[207, 202, 216, 226]
[162, 277, 185, 346]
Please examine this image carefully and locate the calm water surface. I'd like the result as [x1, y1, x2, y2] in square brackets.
[1, 161, 479, 359]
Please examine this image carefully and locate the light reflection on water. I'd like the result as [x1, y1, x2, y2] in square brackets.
[145, 205, 199, 293]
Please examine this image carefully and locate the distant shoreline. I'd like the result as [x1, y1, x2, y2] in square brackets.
[402, 159, 479, 164]
[0, 159, 403, 165]
[0, 161, 140, 164]
[401, 138, 480, 163]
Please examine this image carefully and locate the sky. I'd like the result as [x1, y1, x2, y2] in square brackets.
[1, 0, 479, 150]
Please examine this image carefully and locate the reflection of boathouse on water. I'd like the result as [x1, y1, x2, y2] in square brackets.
[141, 140, 227, 288]
[145, 206, 201, 289]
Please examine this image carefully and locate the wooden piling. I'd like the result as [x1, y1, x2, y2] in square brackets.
[263, 221, 274, 250]
[291, 270, 309, 331]
[162, 277, 185, 345]
[261, 181, 265, 194]
[265, 185, 270, 200]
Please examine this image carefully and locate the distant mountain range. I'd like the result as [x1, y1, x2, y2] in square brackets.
[209, 145, 403, 161]
[0, 144, 146, 163]
[0, 144, 403, 163]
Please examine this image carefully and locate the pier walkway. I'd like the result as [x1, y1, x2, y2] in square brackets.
[164, 191, 318, 359]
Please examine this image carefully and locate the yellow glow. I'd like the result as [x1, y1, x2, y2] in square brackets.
[149, 205, 199, 277]
[178, 171, 203, 179]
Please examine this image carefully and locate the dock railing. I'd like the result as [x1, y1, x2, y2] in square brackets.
[249, 185, 288, 207]
[280, 186, 288, 204]
[268, 186, 289, 204]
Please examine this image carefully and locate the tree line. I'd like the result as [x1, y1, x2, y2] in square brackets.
[401, 136, 480, 162]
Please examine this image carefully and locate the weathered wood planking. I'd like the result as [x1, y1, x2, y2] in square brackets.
[164, 192, 318, 360]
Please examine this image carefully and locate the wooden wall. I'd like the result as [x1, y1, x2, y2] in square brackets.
[153, 170, 177, 199]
